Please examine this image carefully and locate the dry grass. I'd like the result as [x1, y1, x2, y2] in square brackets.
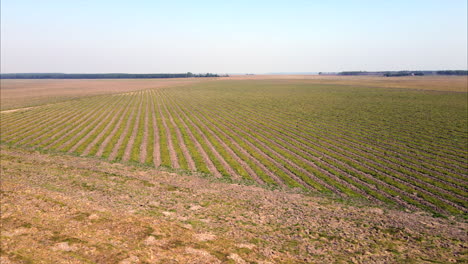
[0, 78, 216, 110]
[1, 146, 466, 263]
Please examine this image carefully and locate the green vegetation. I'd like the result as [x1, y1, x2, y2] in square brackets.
[1, 80, 466, 216]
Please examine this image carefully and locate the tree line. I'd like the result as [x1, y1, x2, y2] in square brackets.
[336, 70, 467, 77]
[0, 72, 225, 79]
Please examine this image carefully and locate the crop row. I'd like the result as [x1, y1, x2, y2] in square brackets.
[1, 84, 466, 216]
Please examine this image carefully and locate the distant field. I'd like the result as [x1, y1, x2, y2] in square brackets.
[229, 75, 468, 92]
[0, 78, 212, 110]
[1, 79, 467, 216]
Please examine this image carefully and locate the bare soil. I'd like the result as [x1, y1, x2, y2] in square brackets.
[226, 75, 468, 92]
[0, 78, 214, 110]
[1, 146, 466, 263]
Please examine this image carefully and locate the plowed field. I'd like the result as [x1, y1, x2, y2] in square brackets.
[2, 79, 467, 216]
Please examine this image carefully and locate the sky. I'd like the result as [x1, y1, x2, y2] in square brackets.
[1, 0, 467, 74]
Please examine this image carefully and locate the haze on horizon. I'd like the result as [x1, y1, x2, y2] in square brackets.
[1, 0, 467, 74]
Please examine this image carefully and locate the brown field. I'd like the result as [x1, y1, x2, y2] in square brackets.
[1, 146, 466, 263]
[228, 75, 468, 92]
[0, 78, 215, 110]
[2, 75, 466, 111]
[1, 75, 466, 263]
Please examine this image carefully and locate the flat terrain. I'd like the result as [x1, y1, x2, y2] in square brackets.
[2, 78, 466, 216]
[1, 76, 467, 263]
[1, 147, 466, 263]
[228, 75, 468, 92]
[0, 78, 212, 110]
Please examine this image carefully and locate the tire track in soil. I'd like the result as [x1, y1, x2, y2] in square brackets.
[162, 91, 262, 184]
[108, 95, 140, 161]
[160, 95, 196, 171]
[139, 94, 150, 164]
[156, 90, 222, 178]
[122, 95, 144, 162]
[155, 92, 180, 169]
[96, 95, 136, 157]
[156, 90, 241, 180]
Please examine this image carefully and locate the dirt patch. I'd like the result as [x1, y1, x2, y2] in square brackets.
[0, 78, 216, 110]
[1, 146, 466, 263]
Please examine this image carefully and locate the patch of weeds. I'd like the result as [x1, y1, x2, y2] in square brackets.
[41, 183, 64, 192]
[80, 182, 97, 191]
[10, 250, 35, 264]
[20, 222, 32, 228]
[72, 212, 91, 221]
[235, 247, 252, 255]
[141, 180, 155, 187]
[185, 219, 205, 229]
[318, 232, 341, 240]
[432, 212, 448, 219]
[250, 237, 267, 245]
[166, 239, 185, 248]
[50, 233, 85, 245]
[141, 209, 163, 217]
[381, 227, 404, 236]
[64, 251, 95, 264]
[200, 200, 211, 207]
[34, 194, 67, 207]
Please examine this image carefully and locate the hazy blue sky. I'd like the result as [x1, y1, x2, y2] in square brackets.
[1, 0, 467, 73]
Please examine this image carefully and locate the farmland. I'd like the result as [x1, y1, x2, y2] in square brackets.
[1, 78, 467, 217]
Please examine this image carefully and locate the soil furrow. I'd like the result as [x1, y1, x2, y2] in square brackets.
[95, 99, 134, 157]
[108, 96, 140, 161]
[156, 91, 222, 178]
[155, 94, 180, 169]
[156, 92, 241, 180]
[81, 104, 127, 156]
[160, 95, 196, 171]
[149, 92, 161, 167]
[233, 100, 468, 177]
[12, 107, 85, 146]
[230, 105, 463, 213]
[139, 95, 150, 163]
[226, 101, 468, 192]
[42, 101, 112, 149]
[57, 100, 121, 151]
[122, 95, 144, 162]
[196, 104, 362, 196]
[161, 92, 263, 184]
[67, 101, 123, 153]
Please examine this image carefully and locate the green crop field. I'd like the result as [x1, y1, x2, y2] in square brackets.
[1, 79, 467, 216]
